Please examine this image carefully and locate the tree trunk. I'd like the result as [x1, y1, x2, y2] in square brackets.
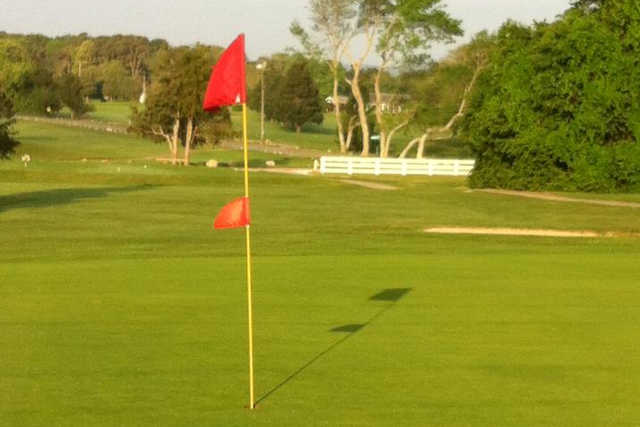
[184, 117, 194, 166]
[346, 116, 359, 152]
[296, 125, 301, 133]
[399, 137, 420, 158]
[350, 68, 369, 157]
[385, 119, 409, 157]
[373, 70, 387, 158]
[171, 116, 180, 165]
[416, 134, 428, 159]
[333, 72, 347, 153]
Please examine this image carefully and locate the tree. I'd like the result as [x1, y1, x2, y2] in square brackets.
[369, 0, 463, 157]
[464, 2, 640, 191]
[0, 89, 19, 158]
[100, 60, 139, 100]
[112, 35, 150, 80]
[74, 39, 96, 77]
[56, 73, 93, 119]
[291, 0, 357, 153]
[277, 59, 324, 132]
[0, 38, 61, 114]
[0, 39, 36, 97]
[399, 32, 491, 158]
[341, 1, 383, 156]
[131, 46, 219, 165]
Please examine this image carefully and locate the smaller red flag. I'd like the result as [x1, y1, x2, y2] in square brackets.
[203, 34, 247, 112]
[214, 197, 250, 229]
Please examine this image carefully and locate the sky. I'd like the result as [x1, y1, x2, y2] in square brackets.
[2, 0, 573, 63]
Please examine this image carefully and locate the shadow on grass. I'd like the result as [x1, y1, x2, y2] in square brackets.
[256, 288, 412, 406]
[0, 184, 153, 213]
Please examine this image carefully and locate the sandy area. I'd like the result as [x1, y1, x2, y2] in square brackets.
[339, 179, 399, 191]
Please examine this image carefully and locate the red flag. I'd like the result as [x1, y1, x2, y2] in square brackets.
[214, 197, 250, 229]
[203, 34, 247, 111]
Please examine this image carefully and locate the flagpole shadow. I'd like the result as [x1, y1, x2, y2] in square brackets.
[255, 288, 411, 406]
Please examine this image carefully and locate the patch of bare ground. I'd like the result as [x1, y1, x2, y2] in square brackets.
[478, 189, 640, 208]
[245, 168, 313, 176]
[424, 227, 639, 238]
[339, 179, 399, 191]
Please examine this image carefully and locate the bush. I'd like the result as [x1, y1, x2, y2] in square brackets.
[13, 87, 61, 115]
[464, 3, 640, 192]
[56, 73, 94, 119]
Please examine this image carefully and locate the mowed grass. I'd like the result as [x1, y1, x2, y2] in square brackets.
[11, 121, 313, 169]
[81, 101, 469, 157]
[1, 123, 640, 426]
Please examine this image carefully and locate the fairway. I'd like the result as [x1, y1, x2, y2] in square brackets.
[2, 123, 640, 426]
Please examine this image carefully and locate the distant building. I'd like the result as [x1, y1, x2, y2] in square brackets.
[325, 95, 349, 112]
[368, 93, 409, 114]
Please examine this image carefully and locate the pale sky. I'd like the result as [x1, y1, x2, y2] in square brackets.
[2, 0, 573, 63]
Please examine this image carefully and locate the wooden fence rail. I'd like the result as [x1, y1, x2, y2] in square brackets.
[317, 156, 475, 176]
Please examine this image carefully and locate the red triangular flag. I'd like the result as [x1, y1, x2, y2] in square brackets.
[203, 34, 247, 111]
[214, 197, 250, 229]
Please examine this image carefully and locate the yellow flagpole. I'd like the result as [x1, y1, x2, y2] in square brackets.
[242, 102, 255, 409]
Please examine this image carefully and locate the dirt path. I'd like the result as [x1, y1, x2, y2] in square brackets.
[424, 227, 639, 238]
[339, 179, 399, 191]
[478, 189, 640, 208]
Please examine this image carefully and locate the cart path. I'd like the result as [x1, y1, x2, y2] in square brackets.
[424, 227, 640, 238]
[478, 189, 640, 208]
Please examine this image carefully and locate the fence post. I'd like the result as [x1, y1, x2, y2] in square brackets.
[320, 157, 326, 174]
[348, 158, 353, 175]
[374, 158, 380, 176]
[401, 160, 407, 176]
[454, 160, 460, 176]
[428, 161, 433, 176]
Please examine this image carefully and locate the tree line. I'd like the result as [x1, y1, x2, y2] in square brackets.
[3, 0, 638, 192]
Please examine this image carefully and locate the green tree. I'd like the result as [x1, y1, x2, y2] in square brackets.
[0, 89, 19, 158]
[0, 37, 62, 114]
[464, 1, 640, 191]
[367, 0, 463, 157]
[132, 46, 228, 165]
[291, 0, 357, 153]
[74, 39, 96, 77]
[56, 73, 92, 119]
[277, 59, 324, 132]
[397, 32, 491, 158]
[100, 60, 139, 100]
[0, 39, 36, 97]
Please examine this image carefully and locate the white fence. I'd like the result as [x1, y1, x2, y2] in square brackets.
[318, 156, 475, 176]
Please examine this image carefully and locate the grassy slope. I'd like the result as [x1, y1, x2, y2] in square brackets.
[77, 101, 469, 158]
[12, 121, 314, 168]
[1, 123, 639, 426]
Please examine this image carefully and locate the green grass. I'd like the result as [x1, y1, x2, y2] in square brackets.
[2, 122, 640, 426]
[231, 109, 339, 152]
[82, 101, 471, 158]
[12, 121, 314, 168]
[87, 101, 135, 124]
